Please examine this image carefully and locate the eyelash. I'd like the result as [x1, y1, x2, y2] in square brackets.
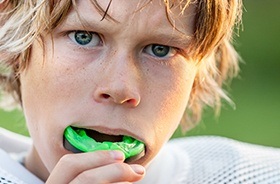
[143, 44, 181, 59]
[65, 30, 185, 61]
[67, 30, 103, 49]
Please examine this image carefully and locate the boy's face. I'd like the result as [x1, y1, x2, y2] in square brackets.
[20, 0, 197, 172]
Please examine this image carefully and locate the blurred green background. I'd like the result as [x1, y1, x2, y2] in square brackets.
[1, 1, 280, 148]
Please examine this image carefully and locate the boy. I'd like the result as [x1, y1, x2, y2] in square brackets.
[1, 0, 280, 183]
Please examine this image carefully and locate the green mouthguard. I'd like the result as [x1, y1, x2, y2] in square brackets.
[63, 126, 145, 160]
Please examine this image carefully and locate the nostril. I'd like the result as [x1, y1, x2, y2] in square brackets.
[126, 99, 136, 104]
[102, 94, 110, 99]
[94, 90, 140, 107]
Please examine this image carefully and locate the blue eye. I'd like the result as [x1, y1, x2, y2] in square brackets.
[144, 44, 176, 58]
[68, 31, 101, 47]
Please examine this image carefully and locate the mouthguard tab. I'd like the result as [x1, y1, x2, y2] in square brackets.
[63, 126, 145, 160]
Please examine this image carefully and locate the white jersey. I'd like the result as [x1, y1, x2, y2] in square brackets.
[1, 128, 280, 184]
[139, 136, 280, 184]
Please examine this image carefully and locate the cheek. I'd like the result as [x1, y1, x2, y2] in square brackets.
[160, 62, 196, 113]
[21, 41, 86, 118]
[148, 61, 197, 146]
[162, 79, 194, 128]
[20, 42, 89, 171]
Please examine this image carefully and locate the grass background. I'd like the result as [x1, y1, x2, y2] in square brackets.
[1, 0, 280, 148]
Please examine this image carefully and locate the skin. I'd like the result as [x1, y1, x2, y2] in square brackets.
[20, 0, 198, 183]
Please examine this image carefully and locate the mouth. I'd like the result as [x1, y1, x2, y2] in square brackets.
[63, 126, 145, 163]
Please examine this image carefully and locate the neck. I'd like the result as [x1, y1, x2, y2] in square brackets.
[24, 146, 49, 182]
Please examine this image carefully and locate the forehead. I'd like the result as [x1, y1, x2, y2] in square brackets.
[63, 0, 195, 38]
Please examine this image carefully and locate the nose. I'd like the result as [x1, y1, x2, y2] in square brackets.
[95, 87, 141, 107]
[93, 54, 141, 108]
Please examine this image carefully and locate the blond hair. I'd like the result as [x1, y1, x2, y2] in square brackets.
[0, 0, 243, 129]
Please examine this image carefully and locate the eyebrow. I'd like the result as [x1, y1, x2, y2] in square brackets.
[60, 11, 112, 32]
[60, 10, 193, 48]
[150, 31, 193, 47]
